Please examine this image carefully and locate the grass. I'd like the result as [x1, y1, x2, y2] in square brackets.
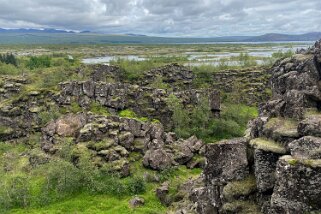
[223, 175, 257, 201]
[250, 138, 286, 154]
[1, 140, 202, 214]
[9, 192, 165, 214]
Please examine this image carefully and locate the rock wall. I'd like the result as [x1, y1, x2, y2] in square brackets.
[57, 81, 220, 130]
[196, 39, 321, 214]
[89, 63, 270, 106]
[211, 68, 270, 105]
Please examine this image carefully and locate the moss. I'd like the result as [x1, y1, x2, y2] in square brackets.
[288, 159, 299, 166]
[0, 125, 14, 135]
[118, 109, 150, 122]
[223, 175, 257, 201]
[119, 109, 137, 118]
[152, 119, 161, 123]
[304, 108, 321, 117]
[89, 101, 110, 116]
[250, 138, 286, 154]
[265, 117, 298, 137]
[303, 159, 321, 168]
[70, 101, 82, 113]
[282, 156, 321, 168]
[86, 139, 115, 151]
[221, 201, 261, 214]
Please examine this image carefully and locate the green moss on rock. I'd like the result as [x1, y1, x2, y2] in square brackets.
[223, 175, 257, 201]
[221, 200, 261, 214]
[250, 138, 286, 154]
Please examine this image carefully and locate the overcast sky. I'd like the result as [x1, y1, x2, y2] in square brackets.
[0, 0, 320, 37]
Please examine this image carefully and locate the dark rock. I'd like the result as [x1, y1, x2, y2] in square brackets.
[184, 136, 204, 153]
[143, 149, 173, 171]
[289, 136, 321, 159]
[156, 182, 171, 206]
[270, 155, 321, 213]
[298, 114, 321, 137]
[253, 148, 281, 193]
[129, 196, 145, 208]
[118, 131, 134, 150]
[204, 138, 249, 184]
[203, 138, 249, 212]
[170, 139, 194, 165]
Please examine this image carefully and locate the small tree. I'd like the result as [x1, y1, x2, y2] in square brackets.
[166, 94, 191, 138]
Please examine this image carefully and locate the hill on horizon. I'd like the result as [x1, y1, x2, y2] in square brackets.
[0, 29, 319, 44]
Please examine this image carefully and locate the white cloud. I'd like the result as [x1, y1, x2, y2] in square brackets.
[0, 0, 319, 36]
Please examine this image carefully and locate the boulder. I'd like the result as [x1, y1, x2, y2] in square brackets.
[270, 155, 321, 213]
[43, 113, 87, 137]
[184, 136, 204, 153]
[289, 136, 321, 159]
[156, 182, 171, 206]
[253, 148, 282, 193]
[170, 139, 194, 165]
[129, 196, 145, 208]
[118, 131, 134, 150]
[143, 149, 173, 171]
[298, 114, 321, 137]
[204, 138, 249, 184]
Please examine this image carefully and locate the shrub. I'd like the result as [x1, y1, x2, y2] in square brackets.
[209, 118, 243, 140]
[0, 62, 21, 75]
[41, 160, 82, 198]
[272, 50, 294, 59]
[27, 56, 51, 69]
[38, 105, 61, 125]
[236, 53, 257, 67]
[149, 75, 170, 89]
[166, 94, 191, 138]
[0, 53, 18, 66]
[127, 176, 146, 195]
[0, 175, 31, 209]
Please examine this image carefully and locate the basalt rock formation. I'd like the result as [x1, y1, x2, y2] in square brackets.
[187, 39, 321, 214]
[88, 63, 270, 105]
[40, 112, 205, 175]
[57, 81, 220, 130]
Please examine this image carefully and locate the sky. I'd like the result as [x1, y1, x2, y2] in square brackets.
[0, 0, 320, 37]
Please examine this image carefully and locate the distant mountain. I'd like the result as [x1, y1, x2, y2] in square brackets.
[0, 30, 319, 44]
[0, 28, 75, 33]
[245, 32, 321, 42]
[126, 33, 147, 37]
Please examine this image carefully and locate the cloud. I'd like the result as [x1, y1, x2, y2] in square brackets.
[0, 0, 320, 37]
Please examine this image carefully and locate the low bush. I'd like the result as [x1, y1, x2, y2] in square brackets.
[27, 56, 51, 69]
[0, 62, 21, 75]
[167, 93, 258, 142]
[0, 53, 18, 66]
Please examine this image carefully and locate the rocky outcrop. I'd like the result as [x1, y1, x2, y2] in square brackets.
[89, 63, 195, 90]
[57, 81, 220, 130]
[0, 87, 58, 140]
[193, 39, 321, 214]
[82, 63, 268, 107]
[211, 68, 270, 105]
[41, 113, 205, 175]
